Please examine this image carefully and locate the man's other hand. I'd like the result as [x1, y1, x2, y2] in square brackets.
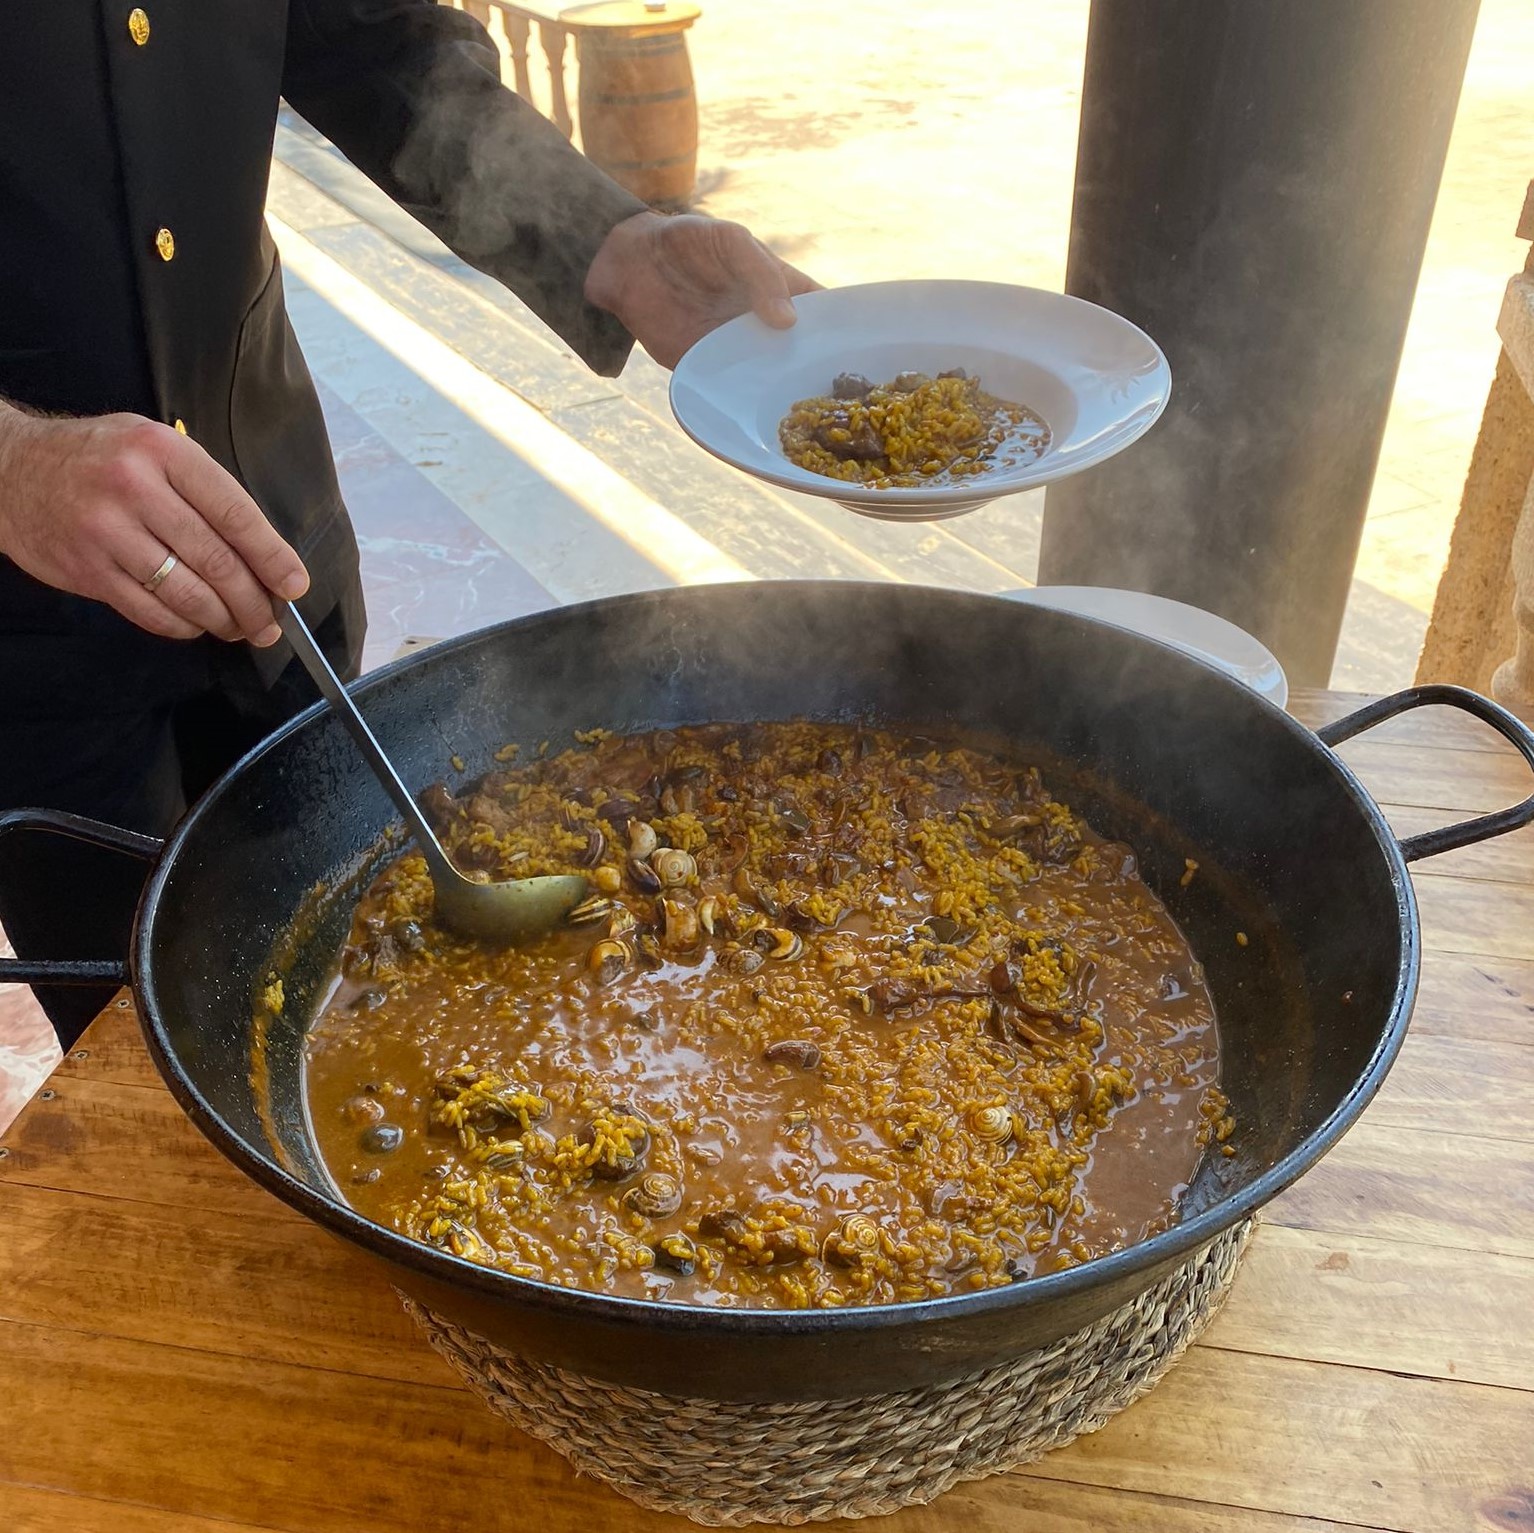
[585, 211, 819, 369]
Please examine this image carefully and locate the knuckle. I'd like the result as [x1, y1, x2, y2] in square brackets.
[123, 418, 174, 460]
[165, 503, 203, 550]
[169, 592, 222, 640]
[229, 596, 270, 634]
[209, 494, 260, 539]
[198, 544, 242, 586]
[98, 453, 146, 502]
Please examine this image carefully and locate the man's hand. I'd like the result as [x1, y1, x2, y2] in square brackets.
[0, 407, 308, 646]
[585, 211, 818, 369]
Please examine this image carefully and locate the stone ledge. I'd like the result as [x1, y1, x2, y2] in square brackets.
[1498, 272, 1534, 402]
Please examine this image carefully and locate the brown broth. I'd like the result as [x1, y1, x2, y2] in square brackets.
[302, 723, 1229, 1310]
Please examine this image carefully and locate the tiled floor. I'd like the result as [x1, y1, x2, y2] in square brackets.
[318, 377, 559, 673]
[0, 937, 59, 1135]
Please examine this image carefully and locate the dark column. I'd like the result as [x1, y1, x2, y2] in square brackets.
[1039, 0, 1480, 684]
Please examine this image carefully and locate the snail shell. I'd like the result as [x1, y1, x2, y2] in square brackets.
[628, 856, 663, 894]
[661, 897, 701, 951]
[652, 1232, 697, 1275]
[967, 1104, 1015, 1144]
[580, 1115, 651, 1179]
[752, 927, 804, 961]
[588, 939, 631, 985]
[359, 1122, 403, 1154]
[824, 1213, 882, 1267]
[651, 848, 697, 888]
[725, 945, 766, 978]
[622, 1171, 683, 1220]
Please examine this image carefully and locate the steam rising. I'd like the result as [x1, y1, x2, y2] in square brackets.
[381, 38, 643, 372]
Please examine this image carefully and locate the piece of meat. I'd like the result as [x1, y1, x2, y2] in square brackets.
[464, 792, 518, 836]
[831, 372, 874, 401]
[418, 783, 459, 833]
[813, 409, 884, 463]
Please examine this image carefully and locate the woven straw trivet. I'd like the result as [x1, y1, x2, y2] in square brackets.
[400, 1215, 1254, 1526]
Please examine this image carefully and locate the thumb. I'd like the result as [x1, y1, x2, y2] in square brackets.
[727, 228, 797, 329]
[763, 295, 798, 329]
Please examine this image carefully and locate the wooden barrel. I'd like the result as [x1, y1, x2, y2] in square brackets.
[577, 24, 699, 209]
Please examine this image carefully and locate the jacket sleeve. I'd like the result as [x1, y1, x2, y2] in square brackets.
[281, 0, 648, 376]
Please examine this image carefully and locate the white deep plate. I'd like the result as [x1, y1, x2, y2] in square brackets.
[669, 281, 1171, 520]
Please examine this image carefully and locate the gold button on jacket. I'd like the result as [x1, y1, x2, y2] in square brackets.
[154, 226, 175, 262]
[128, 8, 150, 46]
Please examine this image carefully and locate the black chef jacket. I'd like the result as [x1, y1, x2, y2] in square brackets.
[0, 0, 645, 685]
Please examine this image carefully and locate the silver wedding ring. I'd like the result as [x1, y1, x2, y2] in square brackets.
[143, 554, 178, 594]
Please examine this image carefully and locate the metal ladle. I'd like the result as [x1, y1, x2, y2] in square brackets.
[277, 601, 587, 944]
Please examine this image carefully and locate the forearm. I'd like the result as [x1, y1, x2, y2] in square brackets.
[282, 0, 646, 374]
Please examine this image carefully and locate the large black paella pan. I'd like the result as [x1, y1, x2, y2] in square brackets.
[4, 582, 1531, 1401]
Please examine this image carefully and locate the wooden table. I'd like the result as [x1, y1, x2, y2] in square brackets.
[3, 689, 1532, 1533]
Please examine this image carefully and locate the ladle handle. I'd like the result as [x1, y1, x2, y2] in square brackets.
[276, 601, 458, 884]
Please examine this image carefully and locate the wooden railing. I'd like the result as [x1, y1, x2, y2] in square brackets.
[448, 0, 702, 208]
[459, 0, 576, 139]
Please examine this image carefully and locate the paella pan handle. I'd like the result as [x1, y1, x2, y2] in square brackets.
[1315, 684, 1534, 863]
[0, 808, 162, 985]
